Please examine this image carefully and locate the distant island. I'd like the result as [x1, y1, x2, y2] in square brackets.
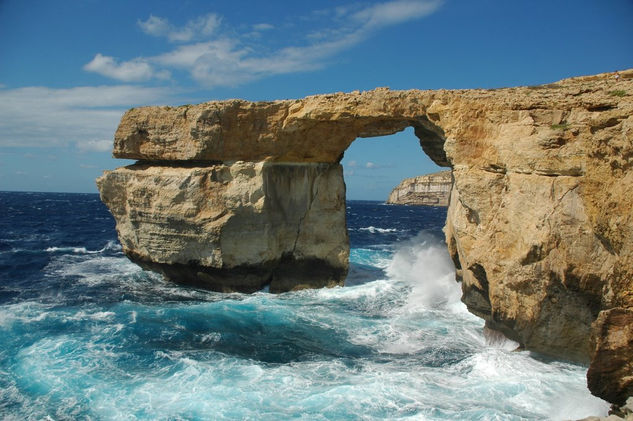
[386, 170, 452, 206]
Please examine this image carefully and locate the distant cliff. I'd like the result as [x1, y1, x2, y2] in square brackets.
[386, 170, 452, 206]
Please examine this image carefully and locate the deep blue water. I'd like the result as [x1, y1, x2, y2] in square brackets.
[0, 192, 608, 420]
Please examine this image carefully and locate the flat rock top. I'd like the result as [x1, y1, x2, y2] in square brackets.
[396, 170, 452, 184]
[113, 69, 633, 164]
[387, 170, 452, 206]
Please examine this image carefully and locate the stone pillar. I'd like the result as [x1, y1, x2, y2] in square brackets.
[97, 161, 349, 292]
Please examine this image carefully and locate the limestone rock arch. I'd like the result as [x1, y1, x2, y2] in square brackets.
[98, 70, 633, 404]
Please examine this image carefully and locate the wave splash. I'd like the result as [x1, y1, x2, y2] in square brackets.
[386, 232, 462, 311]
[45, 240, 122, 255]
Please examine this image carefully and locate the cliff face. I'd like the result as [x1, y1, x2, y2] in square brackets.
[387, 170, 452, 206]
[97, 162, 348, 293]
[98, 69, 633, 404]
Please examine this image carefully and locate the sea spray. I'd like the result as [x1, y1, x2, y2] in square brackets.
[386, 232, 462, 311]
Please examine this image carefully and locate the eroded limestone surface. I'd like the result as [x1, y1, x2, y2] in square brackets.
[98, 69, 633, 404]
[98, 162, 348, 293]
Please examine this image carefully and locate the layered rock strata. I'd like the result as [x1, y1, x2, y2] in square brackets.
[97, 162, 348, 293]
[386, 170, 452, 206]
[98, 69, 633, 404]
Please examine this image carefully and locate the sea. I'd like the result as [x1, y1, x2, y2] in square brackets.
[0, 191, 609, 420]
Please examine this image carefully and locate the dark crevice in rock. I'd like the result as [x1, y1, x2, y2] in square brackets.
[461, 263, 492, 319]
[595, 229, 619, 255]
[483, 164, 507, 174]
[484, 319, 524, 348]
[461, 203, 480, 225]
[538, 135, 568, 149]
[449, 235, 462, 270]
[590, 117, 622, 134]
[133, 159, 226, 168]
[291, 170, 321, 256]
[586, 104, 616, 112]
[469, 263, 490, 297]
[521, 244, 545, 265]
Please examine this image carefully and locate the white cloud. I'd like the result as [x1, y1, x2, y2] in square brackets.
[352, 0, 442, 30]
[252, 23, 274, 31]
[347, 160, 357, 167]
[138, 13, 221, 42]
[79, 163, 97, 168]
[154, 40, 245, 69]
[86, 1, 442, 88]
[364, 161, 394, 169]
[137, 15, 170, 37]
[83, 53, 170, 82]
[0, 85, 173, 148]
[77, 139, 112, 152]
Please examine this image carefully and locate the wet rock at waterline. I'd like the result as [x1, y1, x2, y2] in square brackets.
[98, 69, 633, 405]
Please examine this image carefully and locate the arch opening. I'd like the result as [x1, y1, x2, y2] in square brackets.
[340, 126, 454, 290]
[341, 126, 449, 201]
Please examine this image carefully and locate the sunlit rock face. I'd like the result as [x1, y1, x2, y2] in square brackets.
[97, 161, 348, 293]
[98, 69, 633, 404]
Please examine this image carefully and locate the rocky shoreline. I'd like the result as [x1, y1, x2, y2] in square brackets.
[98, 69, 633, 407]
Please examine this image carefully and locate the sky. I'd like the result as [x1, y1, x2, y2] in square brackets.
[0, 0, 631, 199]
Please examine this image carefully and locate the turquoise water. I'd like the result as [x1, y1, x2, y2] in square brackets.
[0, 193, 609, 420]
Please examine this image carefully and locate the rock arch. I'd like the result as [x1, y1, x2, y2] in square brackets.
[101, 89, 453, 294]
[98, 70, 633, 404]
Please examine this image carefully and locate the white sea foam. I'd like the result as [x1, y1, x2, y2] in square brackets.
[45, 240, 121, 255]
[3, 288, 609, 420]
[45, 246, 92, 254]
[0, 301, 54, 329]
[68, 310, 115, 321]
[9, 331, 608, 420]
[43, 254, 145, 287]
[386, 232, 463, 312]
[358, 226, 400, 234]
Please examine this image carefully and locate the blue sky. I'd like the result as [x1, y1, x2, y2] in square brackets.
[0, 0, 631, 199]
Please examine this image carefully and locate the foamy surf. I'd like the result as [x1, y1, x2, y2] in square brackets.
[358, 226, 402, 233]
[0, 195, 609, 420]
[45, 240, 122, 255]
